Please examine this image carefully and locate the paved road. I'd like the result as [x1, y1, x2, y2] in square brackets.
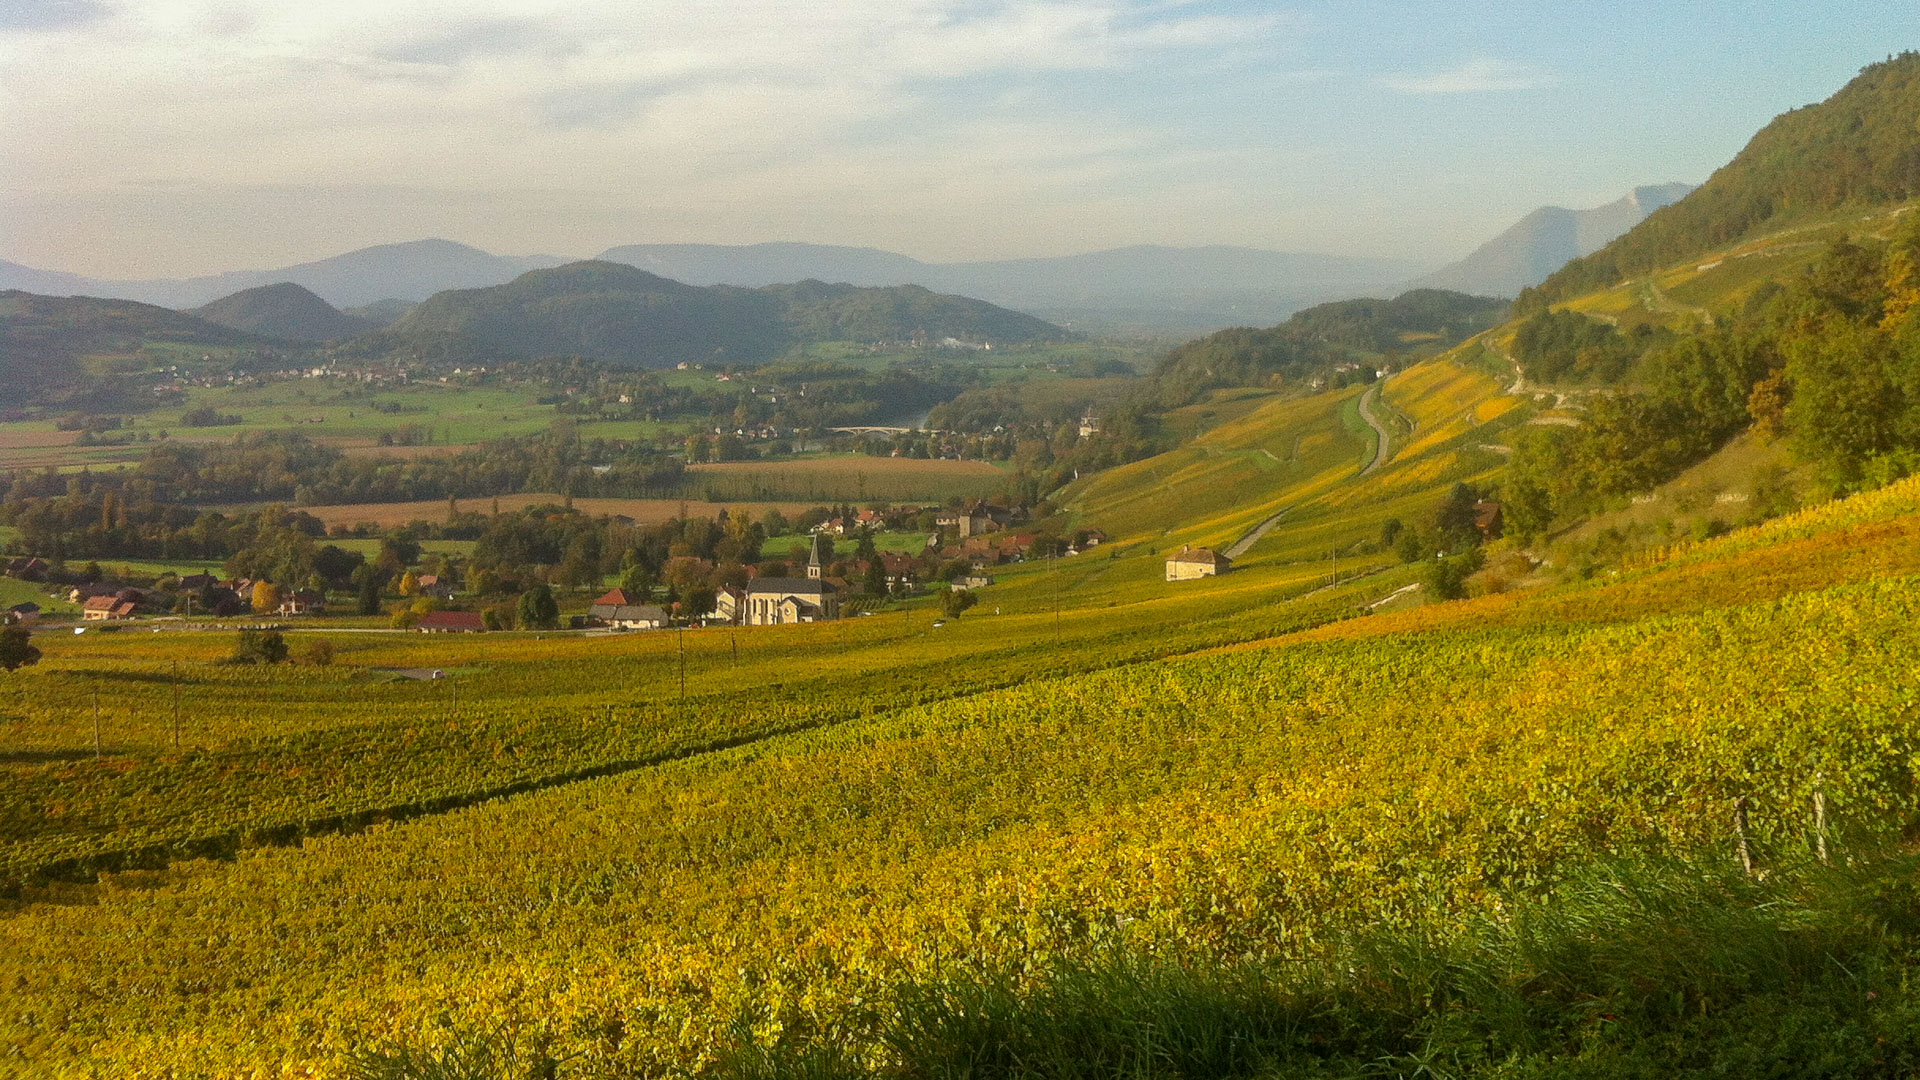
[1357, 384, 1393, 474]
[1223, 385, 1395, 561]
[1224, 507, 1292, 560]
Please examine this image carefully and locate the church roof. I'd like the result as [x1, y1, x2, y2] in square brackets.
[746, 577, 837, 595]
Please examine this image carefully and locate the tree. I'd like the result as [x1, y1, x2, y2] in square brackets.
[230, 629, 288, 664]
[398, 570, 421, 597]
[1432, 483, 1484, 550]
[863, 558, 887, 596]
[620, 562, 656, 598]
[355, 569, 382, 616]
[1419, 549, 1484, 602]
[516, 583, 560, 630]
[683, 586, 717, 620]
[251, 580, 282, 614]
[0, 626, 41, 672]
[939, 587, 978, 619]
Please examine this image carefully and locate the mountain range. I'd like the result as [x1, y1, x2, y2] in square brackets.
[350, 261, 1070, 369]
[0, 241, 1426, 335]
[595, 243, 1427, 332]
[1409, 183, 1695, 298]
[0, 240, 567, 311]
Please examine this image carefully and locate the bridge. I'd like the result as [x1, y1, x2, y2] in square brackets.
[828, 425, 946, 436]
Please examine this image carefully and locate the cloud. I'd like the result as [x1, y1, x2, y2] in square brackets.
[373, 16, 552, 66]
[0, 0, 110, 32]
[1381, 58, 1548, 95]
[0, 1, 1308, 272]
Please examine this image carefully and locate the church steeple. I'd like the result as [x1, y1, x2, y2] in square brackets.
[807, 541, 823, 580]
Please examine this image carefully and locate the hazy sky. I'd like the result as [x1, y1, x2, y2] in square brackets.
[1, 0, 1912, 278]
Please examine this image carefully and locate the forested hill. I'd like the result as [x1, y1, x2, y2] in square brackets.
[763, 279, 1064, 345]
[0, 290, 270, 404]
[1150, 288, 1506, 406]
[368, 261, 1071, 369]
[1536, 51, 1920, 301]
[189, 282, 375, 343]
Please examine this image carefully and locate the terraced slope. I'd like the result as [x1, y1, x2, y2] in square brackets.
[1062, 355, 1529, 572]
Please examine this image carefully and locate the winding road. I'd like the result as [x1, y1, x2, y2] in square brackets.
[1223, 385, 1394, 560]
[1356, 383, 1394, 475]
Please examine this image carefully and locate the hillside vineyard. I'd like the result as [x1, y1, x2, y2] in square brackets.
[5, 44, 1920, 1080]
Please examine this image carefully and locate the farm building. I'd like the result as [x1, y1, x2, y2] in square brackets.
[595, 604, 668, 630]
[1165, 546, 1231, 582]
[415, 610, 486, 633]
[1473, 501, 1505, 540]
[277, 590, 326, 616]
[588, 589, 667, 628]
[83, 595, 138, 621]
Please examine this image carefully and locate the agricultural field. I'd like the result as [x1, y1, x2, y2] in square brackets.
[298, 494, 822, 531]
[3, 472, 1918, 1076]
[683, 455, 1007, 503]
[797, 339, 1161, 380]
[0, 380, 566, 472]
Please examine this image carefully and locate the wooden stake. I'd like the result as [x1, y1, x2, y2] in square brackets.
[171, 660, 180, 749]
[1734, 795, 1754, 877]
[1814, 785, 1830, 865]
[92, 689, 101, 759]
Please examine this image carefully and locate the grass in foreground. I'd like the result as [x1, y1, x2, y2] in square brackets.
[356, 849, 1920, 1080]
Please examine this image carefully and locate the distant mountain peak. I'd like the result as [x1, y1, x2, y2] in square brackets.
[1410, 183, 1696, 299]
[1541, 52, 1920, 299]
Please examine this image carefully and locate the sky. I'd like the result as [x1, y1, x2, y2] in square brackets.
[0, 0, 1914, 279]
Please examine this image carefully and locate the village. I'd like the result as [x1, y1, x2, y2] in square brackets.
[0, 499, 1136, 637]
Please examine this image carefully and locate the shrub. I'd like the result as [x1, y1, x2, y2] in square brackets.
[229, 629, 288, 665]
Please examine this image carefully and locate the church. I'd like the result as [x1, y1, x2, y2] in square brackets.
[743, 545, 841, 625]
